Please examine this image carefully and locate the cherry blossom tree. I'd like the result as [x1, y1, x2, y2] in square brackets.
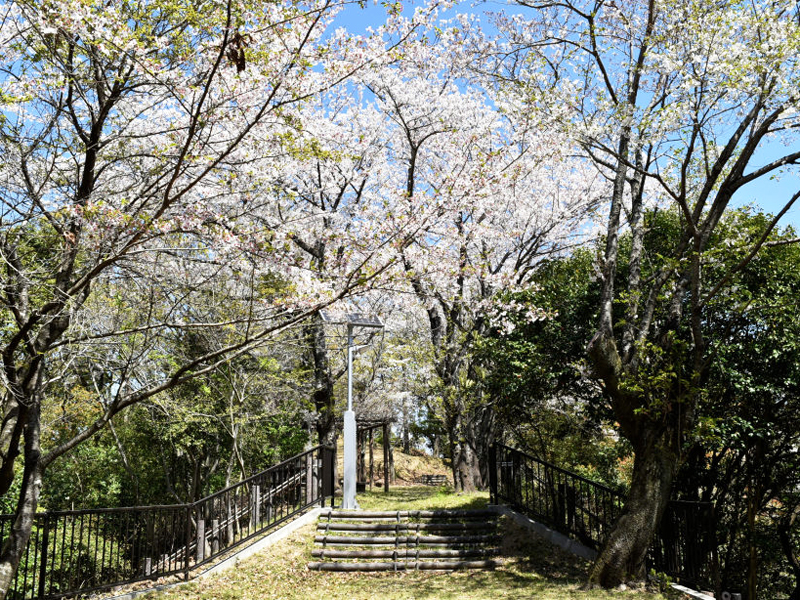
[263, 88, 399, 445]
[195, 4, 454, 448]
[0, 0, 417, 590]
[485, 0, 800, 586]
[348, 26, 604, 490]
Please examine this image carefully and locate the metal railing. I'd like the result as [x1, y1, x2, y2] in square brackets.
[489, 443, 717, 590]
[489, 443, 624, 550]
[1, 445, 335, 600]
[648, 499, 719, 591]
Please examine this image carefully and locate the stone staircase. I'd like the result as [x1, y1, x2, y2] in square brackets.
[308, 508, 501, 572]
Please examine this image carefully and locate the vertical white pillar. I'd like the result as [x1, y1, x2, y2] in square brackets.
[342, 410, 358, 509]
[342, 326, 359, 509]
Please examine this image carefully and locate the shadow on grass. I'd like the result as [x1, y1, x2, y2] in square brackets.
[495, 514, 591, 587]
[306, 555, 590, 600]
[318, 485, 616, 598]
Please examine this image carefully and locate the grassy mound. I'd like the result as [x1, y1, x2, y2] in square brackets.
[337, 443, 451, 487]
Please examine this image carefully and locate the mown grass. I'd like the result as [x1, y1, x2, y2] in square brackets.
[357, 485, 489, 511]
[145, 487, 679, 600]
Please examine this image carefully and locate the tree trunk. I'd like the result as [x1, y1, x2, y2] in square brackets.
[0, 399, 23, 498]
[402, 397, 411, 453]
[746, 490, 759, 600]
[444, 390, 490, 493]
[431, 434, 441, 459]
[589, 428, 678, 587]
[306, 319, 335, 445]
[472, 400, 494, 490]
[0, 402, 43, 598]
[778, 512, 800, 600]
[451, 439, 469, 492]
[452, 436, 481, 492]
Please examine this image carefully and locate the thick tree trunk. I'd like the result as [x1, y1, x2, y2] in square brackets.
[472, 400, 494, 491]
[589, 428, 679, 587]
[452, 439, 480, 492]
[306, 319, 336, 446]
[443, 387, 492, 493]
[449, 403, 489, 492]
[0, 400, 23, 498]
[453, 409, 493, 492]
[0, 402, 43, 599]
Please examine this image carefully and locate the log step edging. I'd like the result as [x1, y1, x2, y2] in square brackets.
[311, 507, 502, 572]
[315, 534, 500, 546]
[320, 509, 498, 519]
[317, 522, 494, 532]
[312, 548, 500, 559]
[308, 560, 498, 571]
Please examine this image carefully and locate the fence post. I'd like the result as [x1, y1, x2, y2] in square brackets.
[566, 485, 576, 532]
[321, 446, 333, 507]
[306, 451, 314, 506]
[369, 429, 374, 491]
[184, 505, 192, 581]
[383, 423, 390, 494]
[316, 448, 323, 504]
[196, 518, 205, 563]
[710, 504, 722, 598]
[146, 513, 155, 559]
[141, 557, 152, 577]
[38, 514, 50, 600]
[488, 445, 497, 505]
[211, 519, 220, 556]
[266, 485, 274, 524]
[226, 496, 234, 544]
[251, 484, 261, 531]
[557, 482, 566, 529]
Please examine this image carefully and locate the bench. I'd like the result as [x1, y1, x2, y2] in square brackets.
[415, 475, 450, 486]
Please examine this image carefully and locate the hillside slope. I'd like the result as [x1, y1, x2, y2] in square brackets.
[336, 441, 451, 487]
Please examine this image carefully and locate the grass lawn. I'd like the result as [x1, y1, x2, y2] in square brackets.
[144, 487, 679, 600]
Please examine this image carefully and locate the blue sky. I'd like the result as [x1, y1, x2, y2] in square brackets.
[331, 1, 800, 231]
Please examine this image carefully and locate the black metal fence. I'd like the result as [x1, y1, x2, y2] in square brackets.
[0, 445, 335, 600]
[648, 499, 718, 591]
[489, 443, 717, 590]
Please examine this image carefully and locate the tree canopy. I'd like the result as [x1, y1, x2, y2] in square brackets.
[2, 0, 800, 596]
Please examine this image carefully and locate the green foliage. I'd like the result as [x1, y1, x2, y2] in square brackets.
[42, 439, 123, 510]
[40, 328, 313, 509]
[477, 205, 800, 542]
[6, 518, 125, 599]
[647, 569, 673, 593]
[474, 250, 633, 489]
[476, 249, 600, 418]
[667, 208, 800, 597]
[0, 473, 22, 514]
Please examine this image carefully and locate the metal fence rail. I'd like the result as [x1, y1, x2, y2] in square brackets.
[489, 443, 717, 590]
[1, 445, 335, 600]
[489, 443, 624, 550]
[647, 499, 718, 591]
